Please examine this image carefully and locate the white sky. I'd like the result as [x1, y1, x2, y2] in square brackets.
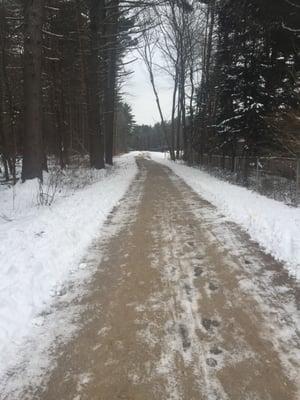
[123, 51, 173, 126]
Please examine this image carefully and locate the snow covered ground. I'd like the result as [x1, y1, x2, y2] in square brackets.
[149, 151, 300, 280]
[0, 153, 137, 379]
[1, 150, 299, 392]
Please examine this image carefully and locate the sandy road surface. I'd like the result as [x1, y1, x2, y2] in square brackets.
[6, 157, 300, 400]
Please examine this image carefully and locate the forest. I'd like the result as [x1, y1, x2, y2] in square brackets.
[0, 0, 137, 183]
[0, 0, 299, 183]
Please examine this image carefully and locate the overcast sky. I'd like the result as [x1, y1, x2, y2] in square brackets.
[123, 52, 173, 126]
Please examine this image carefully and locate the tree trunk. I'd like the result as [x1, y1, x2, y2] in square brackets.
[198, 0, 216, 160]
[88, 0, 105, 169]
[104, 0, 119, 165]
[176, 97, 181, 159]
[170, 66, 179, 158]
[0, 90, 9, 182]
[22, 0, 43, 182]
[0, 43, 9, 182]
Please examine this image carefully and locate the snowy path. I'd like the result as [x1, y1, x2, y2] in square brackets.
[3, 156, 300, 399]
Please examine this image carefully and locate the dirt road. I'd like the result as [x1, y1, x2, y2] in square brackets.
[8, 157, 300, 399]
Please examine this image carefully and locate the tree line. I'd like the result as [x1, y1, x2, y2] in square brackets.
[0, 0, 138, 183]
[138, 0, 299, 163]
[1, 0, 299, 185]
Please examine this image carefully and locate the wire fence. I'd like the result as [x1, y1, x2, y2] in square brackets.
[195, 154, 300, 206]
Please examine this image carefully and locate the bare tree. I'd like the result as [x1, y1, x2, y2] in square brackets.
[138, 1, 203, 161]
[138, 29, 175, 160]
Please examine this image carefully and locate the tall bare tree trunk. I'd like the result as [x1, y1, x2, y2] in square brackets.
[0, 83, 9, 181]
[170, 66, 179, 158]
[22, 0, 43, 182]
[198, 0, 216, 160]
[176, 96, 181, 159]
[88, 0, 105, 169]
[104, 0, 119, 165]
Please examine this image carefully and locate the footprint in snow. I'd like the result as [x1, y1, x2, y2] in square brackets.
[210, 345, 223, 355]
[206, 358, 218, 367]
[209, 282, 219, 291]
[184, 283, 192, 296]
[179, 323, 191, 351]
[194, 266, 203, 277]
[202, 318, 220, 331]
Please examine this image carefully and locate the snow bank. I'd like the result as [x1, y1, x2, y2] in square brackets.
[149, 151, 300, 280]
[0, 153, 137, 375]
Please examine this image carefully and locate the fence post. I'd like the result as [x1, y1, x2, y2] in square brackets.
[296, 157, 300, 206]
